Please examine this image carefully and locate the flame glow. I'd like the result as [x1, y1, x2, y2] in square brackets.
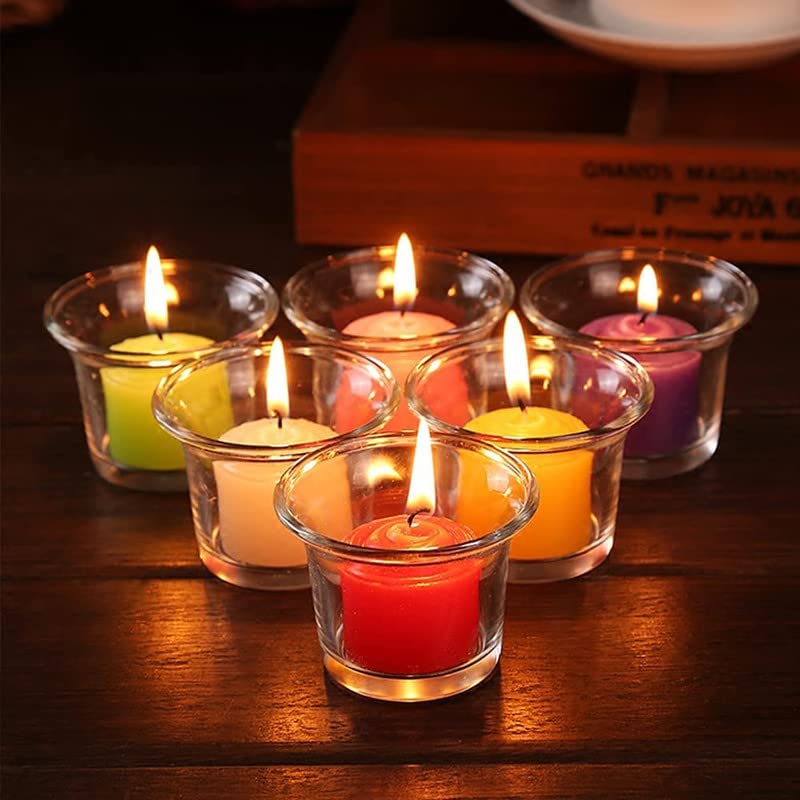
[503, 311, 531, 409]
[637, 264, 659, 316]
[144, 246, 169, 332]
[266, 336, 289, 420]
[393, 233, 417, 311]
[406, 419, 436, 518]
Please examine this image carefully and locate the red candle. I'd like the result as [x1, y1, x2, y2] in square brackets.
[342, 515, 480, 675]
[340, 419, 480, 675]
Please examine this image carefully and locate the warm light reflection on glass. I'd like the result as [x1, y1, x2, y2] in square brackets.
[530, 355, 553, 390]
[375, 266, 395, 299]
[618, 276, 637, 293]
[691, 289, 702, 302]
[165, 282, 180, 305]
[366, 457, 401, 486]
[98, 302, 110, 318]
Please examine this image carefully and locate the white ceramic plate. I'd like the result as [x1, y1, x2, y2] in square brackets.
[506, 0, 800, 71]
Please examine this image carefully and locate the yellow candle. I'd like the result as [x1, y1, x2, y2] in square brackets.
[463, 407, 593, 559]
[102, 332, 226, 470]
[215, 417, 339, 567]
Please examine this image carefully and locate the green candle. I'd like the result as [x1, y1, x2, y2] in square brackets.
[101, 332, 232, 471]
[100, 246, 232, 471]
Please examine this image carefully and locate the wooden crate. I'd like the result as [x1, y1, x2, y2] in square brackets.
[293, 0, 800, 264]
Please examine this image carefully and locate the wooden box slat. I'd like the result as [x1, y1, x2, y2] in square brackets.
[294, 1, 800, 264]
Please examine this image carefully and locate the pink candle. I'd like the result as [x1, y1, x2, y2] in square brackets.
[579, 265, 700, 458]
[335, 234, 469, 431]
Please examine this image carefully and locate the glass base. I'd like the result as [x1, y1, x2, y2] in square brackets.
[622, 427, 719, 480]
[322, 641, 501, 702]
[199, 544, 310, 591]
[91, 453, 188, 492]
[509, 530, 613, 583]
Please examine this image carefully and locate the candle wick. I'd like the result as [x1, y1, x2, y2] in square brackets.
[275, 410, 283, 430]
[517, 398, 527, 414]
[407, 508, 430, 528]
[638, 313, 649, 326]
[155, 327, 164, 341]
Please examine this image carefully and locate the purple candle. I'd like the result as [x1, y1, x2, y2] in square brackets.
[579, 266, 701, 458]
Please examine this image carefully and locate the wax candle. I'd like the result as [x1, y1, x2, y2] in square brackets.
[337, 234, 467, 430]
[101, 247, 228, 471]
[579, 265, 700, 458]
[214, 337, 338, 567]
[102, 332, 217, 470]
[460, 312, 592, 560]
[464, 407, 592, 559]
[340, 421, 480, 675]
[342, 515, 480, 674]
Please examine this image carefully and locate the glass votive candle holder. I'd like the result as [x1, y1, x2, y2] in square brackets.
[282, 244, 515, 431]
[274, 431, 539, 702]
[153, 342, 399, 591]
[520, 248, 758, 479]
[44, 259, 279, 491]
[407, 336, 653, 583]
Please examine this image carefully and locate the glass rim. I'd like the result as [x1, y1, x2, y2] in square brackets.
[281, 244, 515, 353]
[520, 247, 759, 353]
[43, 259, 280, 364]
[152, 341, 400, 458]
[274, 430, 539, 563]
[406, 334, 654, 451]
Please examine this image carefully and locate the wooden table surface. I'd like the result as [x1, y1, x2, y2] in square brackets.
[2, 4, 799, 798]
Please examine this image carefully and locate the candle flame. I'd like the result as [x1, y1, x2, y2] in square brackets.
[637, 264, 659, 316]
[144, 246, 169, 332]
[266, 336, 289, 420]
[503, 311, 531, 409]
[406, 419, 436, 518]
[393, 232, 417, 311]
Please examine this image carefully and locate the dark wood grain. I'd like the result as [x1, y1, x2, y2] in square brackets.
[3, 576, 798, 767]
[2, 2, 799, 798]
[4, 763, 800, 800]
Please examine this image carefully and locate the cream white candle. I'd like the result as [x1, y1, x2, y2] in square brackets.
[215, 417, 336, 567]
[214, 337, 337, 567]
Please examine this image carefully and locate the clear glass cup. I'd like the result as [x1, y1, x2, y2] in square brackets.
[520, 248, 758, 479]
[282, 244, 514, 430]
[407, 336, 653, 583]
[274, 432, 539, 702]
[153, 343, 399, 591]
[44, 259, 279, 491]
